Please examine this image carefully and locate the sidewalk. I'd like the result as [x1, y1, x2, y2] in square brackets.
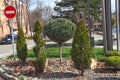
[45, 32, 118, 50]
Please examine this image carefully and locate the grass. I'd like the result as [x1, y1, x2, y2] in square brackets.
[28, 47, 71, 59]
[93, 48, 106, 61]
[10, 47, 106, 61]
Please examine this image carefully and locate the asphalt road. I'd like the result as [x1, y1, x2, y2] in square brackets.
[0, 33, 118, 59]
[0, 40, 35, 59]
[0, 39, 73, 59]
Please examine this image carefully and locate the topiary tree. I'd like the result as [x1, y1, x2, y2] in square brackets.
[44, 18, 76, 63]
[33, 19, 47, 74]
[16, 27, 28, 65]
[33, 19, 44, 57]
[71, 21, 92, 75]
[33, 51, 47, 74]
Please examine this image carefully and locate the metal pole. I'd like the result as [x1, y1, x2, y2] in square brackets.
[105, 0, 113, 50]
[116, 0, 120, 51]
[102, 0, 107, 53]
[10, 19, 15, 60]
[87, 0, 92, 46]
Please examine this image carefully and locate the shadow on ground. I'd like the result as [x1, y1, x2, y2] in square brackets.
[43, 72, 77, 79]
[45, 43, 72, 48]
[96, 77, 120, 80]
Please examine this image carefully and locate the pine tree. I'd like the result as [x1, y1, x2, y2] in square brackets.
[16, 27, 28, 64]
[44, 18, 76, 63]
[71, 21, 92, 75]
[53, 0, 101, 24]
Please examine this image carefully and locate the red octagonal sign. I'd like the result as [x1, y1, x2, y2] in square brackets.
[4, 5, 16, 19]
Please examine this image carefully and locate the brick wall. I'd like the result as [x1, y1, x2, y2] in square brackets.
[0, 0, 30, 39]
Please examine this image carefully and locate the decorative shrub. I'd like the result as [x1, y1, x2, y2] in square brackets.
[33, 51, 47, 74]
[33, 19, 44, 57]
[105, 56, 120, 68]
[16, 27, 28, 64]
[106, 51, 120, 57]
[44, 18, 76, 63]
[71, 21, 92, 75]
[33, 19, 46, 74]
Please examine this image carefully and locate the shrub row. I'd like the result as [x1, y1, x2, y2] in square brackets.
[105, 51, 120, 68]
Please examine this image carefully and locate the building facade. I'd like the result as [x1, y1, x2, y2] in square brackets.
[0, 0, 30, 39]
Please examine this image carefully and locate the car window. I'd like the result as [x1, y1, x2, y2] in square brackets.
[6, 34, 17, 38]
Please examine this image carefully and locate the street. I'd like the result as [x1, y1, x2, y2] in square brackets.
[0, 33, 119, 59]
[0, 40, 35, 59]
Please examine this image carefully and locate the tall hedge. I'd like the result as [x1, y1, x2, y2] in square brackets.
[16, 27, 28, 64]
[33, 19, 46, 74]
[71, 21, 92, 75]
[44, 18, 76, 63]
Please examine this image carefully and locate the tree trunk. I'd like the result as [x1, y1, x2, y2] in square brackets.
[15, 0, 20, 28]
[59, 44, 62, 64]
[7, 18, 12, 34]
[80, 69, 84, 76]
[0, 18, 4, 37]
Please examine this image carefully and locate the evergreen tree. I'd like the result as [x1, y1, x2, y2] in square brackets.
[53, 0, 101, 24]
[71, 21, 92, 75]
[16, 27, 28, 64]
[33, 19, 47, 74]
[44, 18, 76, 63]
[33, 19, 44, 57]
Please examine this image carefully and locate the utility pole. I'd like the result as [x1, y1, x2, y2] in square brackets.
[102, 0, 107, 53]
[116, 0, 120, 51]
[102, 0, 113, 54]
[87, 0, 92, 47]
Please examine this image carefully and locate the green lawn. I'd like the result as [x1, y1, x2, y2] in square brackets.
[27, 47, 105, 60]
[93, 48, 105, 61]
[10, 47, 105, 61]
[28, 47, 71, 59]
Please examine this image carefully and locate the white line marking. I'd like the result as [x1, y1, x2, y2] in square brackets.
[6, 11, 15, 14]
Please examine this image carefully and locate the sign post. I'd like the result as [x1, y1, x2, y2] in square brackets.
[4, 5, 16, 60]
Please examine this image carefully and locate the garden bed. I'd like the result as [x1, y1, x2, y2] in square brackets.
[0, 58, 120, 80]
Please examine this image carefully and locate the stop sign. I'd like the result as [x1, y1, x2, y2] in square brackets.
[4, 5, 16, 19]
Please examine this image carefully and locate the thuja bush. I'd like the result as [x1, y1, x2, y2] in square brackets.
[33, 19, 46, 74]
[33, 51, 47, 74]
[16, 27, 28, 64]
[44, 18, 76, 63]
[106, 51, 120, 57]
[71, 21, 92, 75]
[33, 19, 44, 57]
[105, 56, 120, 68]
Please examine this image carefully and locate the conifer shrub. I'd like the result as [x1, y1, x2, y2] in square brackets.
[44, 18, 76, 63]
[33, 19, 47, 74]
[71, 21, 92, 75]
[33, 51, 47, 74]
[33, 19, 44, 57]
[105, 56, 120, 68]
[106, 51, 120, 57]
[16, 27, 28, 64]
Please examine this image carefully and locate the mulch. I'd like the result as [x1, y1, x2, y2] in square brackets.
[1, 58, 120, 79]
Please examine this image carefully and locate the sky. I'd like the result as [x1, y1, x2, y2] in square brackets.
[111, 0, 115, 13]
[30, 0, 60, 10]
[30, 0, 116, 13]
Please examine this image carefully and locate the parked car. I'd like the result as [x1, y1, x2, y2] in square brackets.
[94, 28, 102, 32]
[0, 34, 17, 44]
[112, 27, 117, 40]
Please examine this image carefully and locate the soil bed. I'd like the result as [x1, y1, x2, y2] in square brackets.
[1, 58, 120, 80]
